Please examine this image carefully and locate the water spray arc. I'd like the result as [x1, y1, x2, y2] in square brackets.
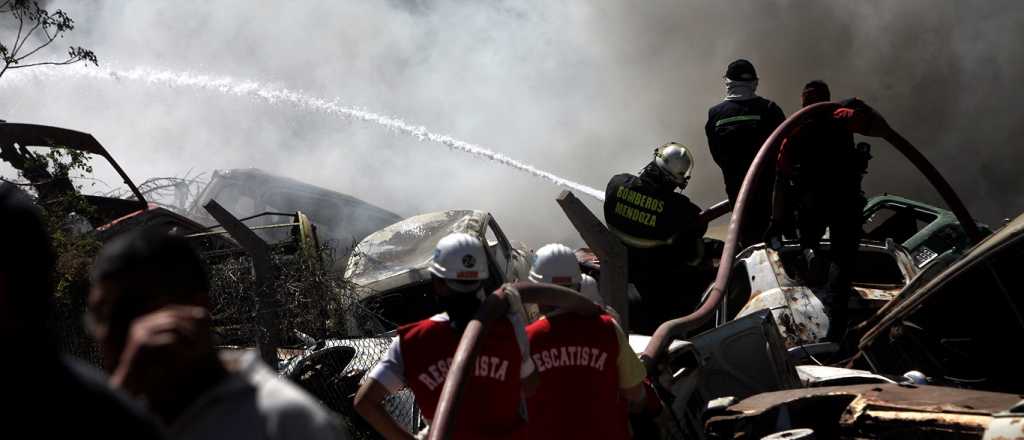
[4, 65, 605, 201]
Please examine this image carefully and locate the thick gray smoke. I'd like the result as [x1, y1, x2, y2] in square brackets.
[2, 1, 1022, 247]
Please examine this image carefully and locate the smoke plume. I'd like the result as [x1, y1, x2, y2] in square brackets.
[2, 1, 1022, 247]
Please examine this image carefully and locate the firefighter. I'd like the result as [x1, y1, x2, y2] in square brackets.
[354, 232, 537, 440]
[603, 142, 707, 334]
[705, 59, 786, 246]
[771, 80, 873, 341]
[524, 244, 650, 440]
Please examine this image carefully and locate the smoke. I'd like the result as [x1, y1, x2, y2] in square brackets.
[2, 65, 606, 200]
[2, 1, 1023, 248]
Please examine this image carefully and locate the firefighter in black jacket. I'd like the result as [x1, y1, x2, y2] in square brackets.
[705, 59, 786, 247]
[772, 80, 872, 342]
[604, 143, 706, 334]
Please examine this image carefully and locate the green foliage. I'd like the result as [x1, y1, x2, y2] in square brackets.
[31, 148, 102, 301]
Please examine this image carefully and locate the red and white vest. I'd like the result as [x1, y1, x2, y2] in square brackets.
[398, 316, 526, 440]
[526, 313, 631, 440]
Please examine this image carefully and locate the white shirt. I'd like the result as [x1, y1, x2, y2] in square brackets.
[169, 351, 347, 440]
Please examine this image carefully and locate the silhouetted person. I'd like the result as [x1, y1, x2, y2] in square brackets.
[87, 227, 344, 440]
[772, 80, 872, 341]
[705, 59, 786, 247]
[0, 184, 165, 439]
[603, 143, 706, 334]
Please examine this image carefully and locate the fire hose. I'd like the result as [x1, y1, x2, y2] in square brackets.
[640, 100, 982, 368]
[428, 101, 982, 439]
[428, 282, 603, 440]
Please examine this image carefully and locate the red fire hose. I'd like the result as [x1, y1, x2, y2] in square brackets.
[640, 100, 982, 367]
[427, 283, 603, 440]
[429, 101, 982, 437]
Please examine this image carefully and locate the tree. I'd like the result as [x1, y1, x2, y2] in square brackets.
[0, 0, 97, 80]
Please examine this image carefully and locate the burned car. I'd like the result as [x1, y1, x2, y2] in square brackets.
[187, 168, 402, 268]
[855, 211, 1024, 394]
[862, 194, 990, 271]
[714, 239, 919, 349]
[344, 209, 534, 330]
[696, 193, 992, 356]
[0, 121, 208, 237]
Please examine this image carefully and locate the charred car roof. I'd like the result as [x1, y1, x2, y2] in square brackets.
[0, 122, 145, 203]
[344, 209, 489, 294]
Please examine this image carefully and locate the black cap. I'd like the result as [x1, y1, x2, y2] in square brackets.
[801, 80, 831, 106]
[725, 59, 758, 81]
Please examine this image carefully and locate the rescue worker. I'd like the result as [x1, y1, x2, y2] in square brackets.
[524, 244, 649, 440]
[354, 232, 538, 440]
[771, 80, 873, 342]
[705, 59, 786, 246]
[603, 143, 706, 334]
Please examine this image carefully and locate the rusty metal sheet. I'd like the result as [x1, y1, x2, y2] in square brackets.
[708, 384, 1023, 439]
[721, 384, 1022, 419]
[854, 287, 897, 302]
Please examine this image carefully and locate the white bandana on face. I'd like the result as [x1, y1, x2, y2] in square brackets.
[725, 78, 759, 101]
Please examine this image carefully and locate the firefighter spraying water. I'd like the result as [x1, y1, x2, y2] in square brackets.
[603, 143, 707, 334]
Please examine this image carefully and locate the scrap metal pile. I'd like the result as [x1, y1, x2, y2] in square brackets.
[4, 106, 1024, 439]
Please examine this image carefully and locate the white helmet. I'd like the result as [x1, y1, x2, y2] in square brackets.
[654, 142, 694, 189]
[529, 243, 582, 288]
[429, 232, 489, 281]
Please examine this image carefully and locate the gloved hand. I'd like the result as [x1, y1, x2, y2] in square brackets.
[835, 98, 893, 138]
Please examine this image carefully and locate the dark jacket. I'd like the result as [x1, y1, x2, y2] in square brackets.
[705, 97, 786, 203]
[776, 98, 870, 198]
[603, 168, 705, 281]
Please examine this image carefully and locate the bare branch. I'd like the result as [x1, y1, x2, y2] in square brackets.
[12, 16, 43, 55]
[0, 0, 97, 80]
[13, 9, 24, 53]
[8, 59, 78, 69]
[13, 28, 56, 62]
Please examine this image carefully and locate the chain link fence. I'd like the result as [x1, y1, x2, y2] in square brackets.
[47, 237, 420, 437]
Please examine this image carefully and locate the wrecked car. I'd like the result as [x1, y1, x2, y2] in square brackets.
[344, 209, 534, 330]
[0, 122, 328, 259]
[863, 194, 991, 271]
[187, 168, 402, 268]
[692, 192, 995, 357]
[713, 238, 918, 349]
[0, 121, 208, 237]
[854, 211, 1024, 394]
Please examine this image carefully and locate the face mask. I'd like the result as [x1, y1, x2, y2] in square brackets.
[437, 290, 484, 330]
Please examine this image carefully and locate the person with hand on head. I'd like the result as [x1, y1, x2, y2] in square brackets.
[0, 184, 165, 439]
[523, 244, 651, 440]
[87, 227, 344, 440]
[354, 232, 538, 440]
